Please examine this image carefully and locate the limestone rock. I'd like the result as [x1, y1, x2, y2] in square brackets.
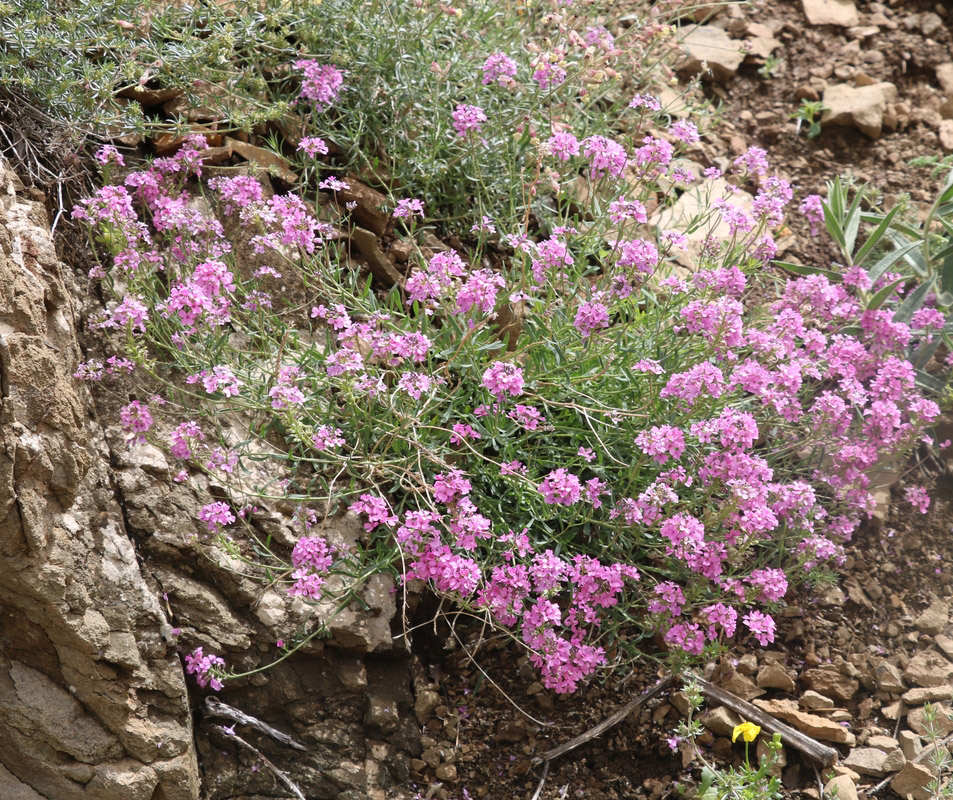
[802, 0, 859, 26]
[825, 774, 859, 800]
[800, 690, 834, 710]
[899, 731, 923, 761]
[868, 735, 900, 752]
[874, 661, 906, 693]
[757, 663, 796, 693]
[891, 761, 935, 800]
[902, 687, 953, 705]
[939, 120, 953, 154]
[415, 690, 441, 725]
[822, 82, 899, 139]
[915, 598, 950, 635]
[752, 699, 856, 745]
[907, 704, 953, 736]
[883, 749, 906, 772]
[937, 63, 953, 95]
[843, 747, 889, 777]
[904, 650, 953, 688]
[677, 25, 746, 81]
[801, 667, 859, 701]
[701, 706, 743, 736]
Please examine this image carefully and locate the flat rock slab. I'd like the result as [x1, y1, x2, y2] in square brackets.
[891, 761, 935, 800]
[801, 667, 859, 701]
[802, 0, 859, 26]
[843, 747, 889, 777]
[822, 82, 898, 139]
[903, 650, 953, 688]
[677, 25, 746, 81]
[753, 698, 856, 745]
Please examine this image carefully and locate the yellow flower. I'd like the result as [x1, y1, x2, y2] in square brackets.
[732, 722, 762, 743]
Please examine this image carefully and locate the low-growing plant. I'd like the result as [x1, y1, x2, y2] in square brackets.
[672, 679, 782, 800]
[790, 99, 825, 140]
[73, 73, 943, 692]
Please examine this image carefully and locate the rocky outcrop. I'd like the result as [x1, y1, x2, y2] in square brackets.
[0, 158, 415, 798]
[0, 160, 200, 798]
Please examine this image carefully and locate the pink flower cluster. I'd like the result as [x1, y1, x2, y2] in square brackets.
[293, 60, 343, 111]
[184, 647, 226, 691]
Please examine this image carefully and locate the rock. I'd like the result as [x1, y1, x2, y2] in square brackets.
[825, 774, 859, 800]
[227, 138, 298, 184]
[494, 721, 528, 743]
[801, 668, 859, 701]
[737, 654, 759, 676]
[800, 691, 834, 710]
[822, 82, 898, 139]
[677, 25, 746, 81]
[415, 690, 441, 725]
[915, 598, 950, 635]
[902, 687, 953, 704]
[701, 706, 743, 736]
[938, 63, 953, 95]
[719, 671, 766, 702]
[752, 699, 856, 745]
[904, 651, 953, 688]
[874, 661, 906, 693]
[899, 731, 923, 761]
[936, 634, 953, 660]
[435, 763, 458, 782]
[939, 120, 953, 154]
[350, 226, 403, 287]
[883, 749, 906, 772]
[891, 761, 935, 800]
[920, 12, 945, 37]
[907, 704, 953, 736]
[757, 663, 796, 692]
[843, 747, 889, 777]
[336, 177, 391, 237]
[868, 735, 900, 751]
[802, 0, 859, 26]
[883, 701, 903, 721]
[744, 23, 781, 60]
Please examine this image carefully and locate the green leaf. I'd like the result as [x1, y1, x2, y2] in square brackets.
[893, 277, 935, 324]
[843, 183, 866, 254]
[866, 240, 923, 285]
[866, 277, 906, 311]
[822, 200, 848, 258]
[853, 203, 901, 267]
[774, 260, 843, 282]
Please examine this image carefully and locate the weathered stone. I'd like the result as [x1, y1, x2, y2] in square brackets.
[907, 703, 953, 736]
[677, 25, 746, 81]
[350, 226, 403, 287]
[752, 699, 856, 745]
[802, 0, 859, 26]
[843, 747, 889, 777]
[904, 650, 953, 688]
[414, 690, 441, 725]
[902, 687, 953, 705]
[939, 120, 953, 154]
[937, 634, 953, 660]
[435, 763, 458, 782]
[736, 654, 759, 676]
[916, 598, 950, 635]
[899, 731, 923, 761]
[868, 735, 900, 752]
[937, 63, 953, 95]
[825, 774, 859, 800]
[883, 749, 906, 772]
[874, 661, 906, 693]
[757, 663, 796, 693]
[822, 82, 899, 138]
[891, 761, 935, 800]
[701, 706, 743, 736]
[801, 667, 859, 701]
[800, 690, 834, 710]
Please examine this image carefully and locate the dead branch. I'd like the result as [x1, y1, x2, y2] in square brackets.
[205, 697, 307, 751]
[211, 724, 306, 800]
[692, 675, 839, 767]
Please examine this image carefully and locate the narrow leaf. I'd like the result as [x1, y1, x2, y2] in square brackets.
[867, 277, 906, 311]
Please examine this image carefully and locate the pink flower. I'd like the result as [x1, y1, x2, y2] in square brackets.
[452, 104, 487, 137]
[120, 400, 153, 445]
[393, 198, 425, 218]
[482, 361, 524, 399]
[312, 425, 345, 451]
[297, 136, 329, 157]
[198, 502, 236, 532]
[743, 610, 776, 646]
[538, 469, 582, 506]
[293, 61, 343, 110]
[546, 131, 580, 161]
[482, 52, 517, 86]
[184, 647, 226, 690]
[905, 486, 931, 514]
[582, 135, 627, 179]
[574, 300, 610, 337]
[635, 425, 686, 464]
